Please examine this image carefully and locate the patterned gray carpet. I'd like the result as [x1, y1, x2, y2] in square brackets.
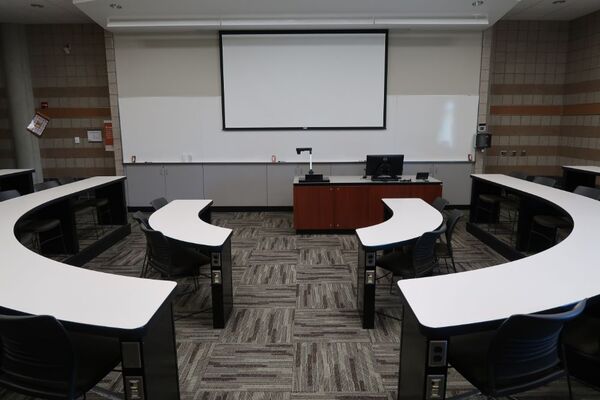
[1, 211, 598, 400]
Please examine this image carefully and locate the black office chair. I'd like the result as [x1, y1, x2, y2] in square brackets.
[133, 211, 152, 277]
[1, 189, 67, 254]
[140, 224, 210, 291]
[435, 210, 463, 273]
[50, 180, 114, 239]
[447, 299, 586, 400]
[0, 189, 21, 202]
[0, 314, 121, 400]
[528, 185, 598, 252]
[562, 298, 600, 391]
[572, 185, 600, 200]
[34, 180, 60, 192]
[150, 197, 169, 211]
[432, 197, 449, 214]
[532, 176, 557, 187]
[476, 171, 531, 238]
[377, 225, 446, 291]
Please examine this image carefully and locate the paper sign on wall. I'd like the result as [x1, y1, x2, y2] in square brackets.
[87, 130, 102, 142]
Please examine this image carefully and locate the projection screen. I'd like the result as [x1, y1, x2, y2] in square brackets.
[219, 31, 388, 130]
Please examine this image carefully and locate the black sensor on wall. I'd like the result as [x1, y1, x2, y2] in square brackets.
[219, 29, 388, 131]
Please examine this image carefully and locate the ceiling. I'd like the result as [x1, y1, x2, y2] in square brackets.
[0, 0, 599, 28]
[73, 0, 519, 31]
[0, 0, 91, 24]
[504, 0, 600, 20]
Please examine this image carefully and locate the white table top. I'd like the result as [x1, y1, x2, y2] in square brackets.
[149, 199, 232, 248]
[293, 175, 442, 185]
[398, 173, 600, 331]
[0, 176, 176, 331]
[356, 198, 443, 249]
[563, 165, 600, 175]
[0, 168, 34, 178]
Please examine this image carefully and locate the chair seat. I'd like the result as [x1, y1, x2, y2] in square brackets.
[21, 218, 61, 233]
[478, 194, 503, 204]
[533, 215, 571, 229]
[563, 316, 600, 356]
[377, 250, 414, 278]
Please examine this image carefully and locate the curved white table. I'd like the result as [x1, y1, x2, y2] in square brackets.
[0, 176, 180, 400]
[396, 174, 600, 399]
[149, 199, 233, 328]
[355, 198, 443, 328]
[0, 168, 34, 194]
[562, 165, 600, 191]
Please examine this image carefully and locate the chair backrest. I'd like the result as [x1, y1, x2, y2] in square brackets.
[432, 197, 449, 213]
[488, 299, 586, 390]
[132, 211, 150, 229]
[444, 210, 463, 249]
[34, 180, 60, 192]
[0, 190, 21, 202]
[574, 185, 600, 200]
[532, 176, 556, 188]
[57, 177, 76, 185]
[0, 314, 76, 399]
[509, 171, 529, 180]
[139, 224, 173, 275]
[150, 197, 169, 211]
[412, 225, 446, 278]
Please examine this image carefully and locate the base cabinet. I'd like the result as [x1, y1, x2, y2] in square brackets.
[294, 183, 443, 230]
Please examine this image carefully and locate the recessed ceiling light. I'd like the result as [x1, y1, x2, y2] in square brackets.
[30, 3, 45, 8]
[110, 3, 122, 9]
[472, 0, 484, 6]
[552, 0, 566, 4]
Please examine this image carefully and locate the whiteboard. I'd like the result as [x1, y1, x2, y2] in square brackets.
[220, 32, 387, 130]
[119, 94, 478, 163]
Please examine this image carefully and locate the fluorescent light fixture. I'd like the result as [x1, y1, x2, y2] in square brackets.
[374, 17, 489, 26]
[220, 18, 375, 27]
[107, 19, 221, 28]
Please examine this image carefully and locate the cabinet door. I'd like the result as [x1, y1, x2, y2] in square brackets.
[333, 186, 371, 229]
[367, 185, 413, 224]
[293, 186, 334, 230]
[411, 184, 443, 204]
[165, 165, 204, 200]
[124, 165, 166, 207]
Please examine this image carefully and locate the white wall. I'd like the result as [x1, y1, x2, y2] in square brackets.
[114, 30, 483, 163]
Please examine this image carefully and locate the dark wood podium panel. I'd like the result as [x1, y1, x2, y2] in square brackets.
[294, 178, 443, 231]
[293, 186, 335, 230]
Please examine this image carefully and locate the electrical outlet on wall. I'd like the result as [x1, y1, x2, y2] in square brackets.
[74, 137, 80, 144]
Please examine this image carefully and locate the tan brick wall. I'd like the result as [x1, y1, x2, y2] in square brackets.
[483, 14, 600, 177]
[0, 49, 16, 168]
[27, 24, 115, 178]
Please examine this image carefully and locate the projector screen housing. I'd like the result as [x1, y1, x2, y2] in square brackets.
[219, 30, 388, 131]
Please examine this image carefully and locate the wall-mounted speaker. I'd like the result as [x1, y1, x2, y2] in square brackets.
[475, 133, 492, 149]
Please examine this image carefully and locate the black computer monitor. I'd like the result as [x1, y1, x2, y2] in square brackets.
[365, 154, 404, 177]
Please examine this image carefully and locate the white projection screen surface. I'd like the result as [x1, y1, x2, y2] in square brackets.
[220, 31, 387, 130]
